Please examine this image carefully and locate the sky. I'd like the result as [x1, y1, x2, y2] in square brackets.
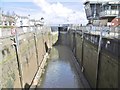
[0, 0, 119, 25]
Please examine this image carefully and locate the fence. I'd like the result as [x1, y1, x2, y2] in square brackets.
[58, 28, 119, 88]
[71, 25, 120, 39]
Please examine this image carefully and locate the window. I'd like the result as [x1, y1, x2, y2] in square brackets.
[105, 6, 109, 10]
[111, 5, 117, 10]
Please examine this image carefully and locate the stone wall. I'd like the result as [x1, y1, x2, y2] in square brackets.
[0, 26, 58, 88]
[58, 29, 119, 88]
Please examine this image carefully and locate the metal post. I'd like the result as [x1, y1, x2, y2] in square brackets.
[34, 25, 39, 67]
[96, 26, 103, 88]
[73, 30, 76, 55]
[12, 37, 23, 89]
[11, 14, 24, 89]
[81, 29, 84, 70]
[41, 30, 45, 61]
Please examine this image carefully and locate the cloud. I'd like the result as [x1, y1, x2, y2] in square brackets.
[34, 0, 73, 17]
[33, 0, 88, 25]
[8, 7, 37, 12]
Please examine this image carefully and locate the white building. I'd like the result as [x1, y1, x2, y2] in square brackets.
[16, 15, 29, 27]
[0, 14, 15, 26]
[84, 0, 120, 26]
[29, 19, 35, 26]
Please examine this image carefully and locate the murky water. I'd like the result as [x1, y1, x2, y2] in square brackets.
[37, 45, 83, 88]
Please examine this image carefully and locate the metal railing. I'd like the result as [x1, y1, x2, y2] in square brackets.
[0, 26, 51, 38]
[71, 25, 120, 39]
[99, 10, 119, 17]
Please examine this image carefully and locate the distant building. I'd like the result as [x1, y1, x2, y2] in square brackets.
[84, 1, 102, 21]
[99, 1, 119, 21]
[35, 20, 44, 26]
[0, 8, 16, 26]
[84, 0, 120, 26]
[0, 14, 15, 26]
[16, 15, 29, 27]
[29, 19, 35, 26]
[111, 16, 120, 27]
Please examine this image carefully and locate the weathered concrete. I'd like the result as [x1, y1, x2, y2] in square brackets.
[0, 26, 58, 88]
[58, 29, 119, 88]
[82, 40, 98, 88]
[0, 26, 119, 88]
[75, 33, 83, 65]
[98, 51, 118, 88]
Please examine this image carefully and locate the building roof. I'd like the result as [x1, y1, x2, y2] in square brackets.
[15, 15, 29, 19]
[30, 19, 35, 22]
[20, 16, 28, 19]
[102, 1, 120, 5]
[84, 0, 104, 5]
[84, 0, 120, 5]
[2, 14, 15, 19]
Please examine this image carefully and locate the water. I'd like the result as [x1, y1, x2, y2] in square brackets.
[37, 45, 83, 88]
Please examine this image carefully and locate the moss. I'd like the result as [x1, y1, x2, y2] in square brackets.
[0, 26, 14, 28]
[6, 78, 14, 88]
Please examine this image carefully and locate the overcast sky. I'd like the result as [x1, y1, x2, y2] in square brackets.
[0, 0, 119, 25]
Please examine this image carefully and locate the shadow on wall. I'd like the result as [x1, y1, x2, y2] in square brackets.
[24, 83, 30, 90]
[59, 30, 119, 88]
[52, 27, 62, 46]
[45, 42, 51, 54]
[45, 42, 48, 53]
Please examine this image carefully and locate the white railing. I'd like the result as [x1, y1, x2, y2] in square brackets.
[100, 10, 119, 17]
[0, 26, 49, 38]
[70, 25, 120, 39]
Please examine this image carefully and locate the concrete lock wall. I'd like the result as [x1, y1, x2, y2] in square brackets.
[0, 26, 58, 88]
[58, 30, 119, 88]
[82, 39, 98, 88]
[75, 33, 82, 64]
[98, 50, 118, 88]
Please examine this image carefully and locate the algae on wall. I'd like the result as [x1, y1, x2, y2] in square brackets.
[58, 30, 119, 88]
[0, 26, 58, 88]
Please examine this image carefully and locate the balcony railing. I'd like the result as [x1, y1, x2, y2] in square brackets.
[100, 10, 119, 17]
